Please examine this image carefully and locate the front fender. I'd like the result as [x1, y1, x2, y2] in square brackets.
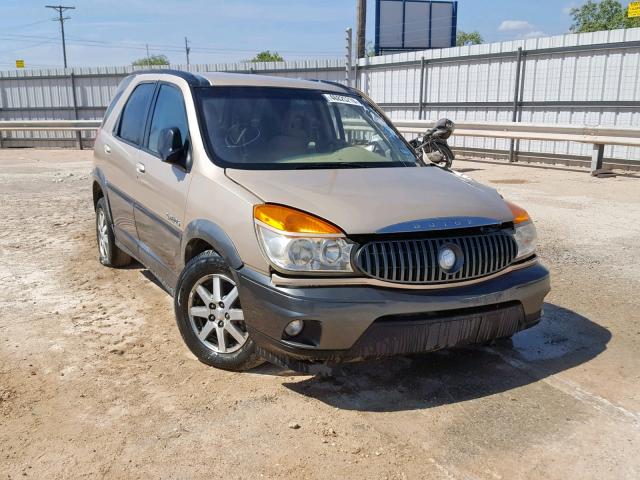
[180, 219, 243, 270]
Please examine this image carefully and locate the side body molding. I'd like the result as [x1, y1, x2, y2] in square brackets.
[180, 219, 244, 270]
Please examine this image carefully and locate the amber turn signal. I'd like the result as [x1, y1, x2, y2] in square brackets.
[505, 200, 531, 224]
[254, 204, 342, 234]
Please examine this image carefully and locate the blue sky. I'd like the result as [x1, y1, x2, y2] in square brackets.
[0, 0, 584, 69]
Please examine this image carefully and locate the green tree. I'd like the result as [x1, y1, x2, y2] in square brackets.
[569, 0, 640, 33]
[132, 54, 170, 67]
[250, 51, 284, 62]
[456, 30, 484, 46]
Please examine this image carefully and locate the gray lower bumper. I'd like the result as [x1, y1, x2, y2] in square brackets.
[235, 261, 550, 364]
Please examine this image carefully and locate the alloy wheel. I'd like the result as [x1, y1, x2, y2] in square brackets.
[187, 274, 248, 354]
[97, 209, 108, 260]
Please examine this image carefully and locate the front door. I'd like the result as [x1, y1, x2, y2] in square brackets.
[133, 83, 192, 281]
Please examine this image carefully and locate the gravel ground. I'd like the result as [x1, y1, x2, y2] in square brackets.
[1, 149, 639, 480]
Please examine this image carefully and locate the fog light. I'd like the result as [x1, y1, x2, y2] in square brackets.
[284, 319, 304, 337]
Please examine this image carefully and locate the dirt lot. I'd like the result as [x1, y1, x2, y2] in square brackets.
[1, 149, 639, 480]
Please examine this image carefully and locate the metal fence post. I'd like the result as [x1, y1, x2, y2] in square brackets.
[509, 47, 523, 162]
[514, 51, 527, 160]
[69, 72, 83, 150]
[591, 143, 604, 173]
[0, 77, 4, 148]
[418, 57, 425, 119]
[354, 61, 359, 90]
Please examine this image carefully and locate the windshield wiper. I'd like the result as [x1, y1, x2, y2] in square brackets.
[293, 162, 368, 169]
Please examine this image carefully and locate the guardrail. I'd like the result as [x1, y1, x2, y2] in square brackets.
[393, 120, 640, 173]
[0, 120, 101, 131]
[1, 119, 639, 173]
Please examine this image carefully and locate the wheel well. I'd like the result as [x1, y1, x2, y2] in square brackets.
[184, 238, 218, 263]
[92, 182, 104, 210]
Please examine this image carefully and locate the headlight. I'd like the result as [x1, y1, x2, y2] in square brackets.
[254, 204, 354, 273]
[513, 221, 537, 260]
[506, 200, 537, 261]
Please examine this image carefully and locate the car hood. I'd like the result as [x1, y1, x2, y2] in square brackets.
[226, 166, 513, 234]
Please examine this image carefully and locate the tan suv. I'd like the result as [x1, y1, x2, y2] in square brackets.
[92, 70, 549, 372]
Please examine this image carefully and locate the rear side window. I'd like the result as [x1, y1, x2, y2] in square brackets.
[117, 82, 155, 145]
[102, 75, 134, 126]
[147, 84, 189, 154]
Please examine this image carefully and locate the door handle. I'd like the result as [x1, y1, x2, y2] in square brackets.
[103, 144, 111, 154]
[136, 162, 146, 174]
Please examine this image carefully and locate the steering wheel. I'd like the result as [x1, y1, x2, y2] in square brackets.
[365, 136, 386, 156]
[225, 124, 260, 148]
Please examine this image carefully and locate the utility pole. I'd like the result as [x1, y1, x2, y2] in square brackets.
[184, 37, 191, 67]
[45, 5, 75, 68]
[345, 28, 353, 87]
[356, 0, 366, 59]
[146, 44, 151, 67]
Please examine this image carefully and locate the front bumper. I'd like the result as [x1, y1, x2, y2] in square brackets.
[235, 261, 550, 368]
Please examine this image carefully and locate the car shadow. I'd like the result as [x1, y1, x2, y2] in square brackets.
[280, 303, 610, 412]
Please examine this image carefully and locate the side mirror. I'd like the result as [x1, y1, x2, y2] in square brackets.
[158, 127, 186, 165]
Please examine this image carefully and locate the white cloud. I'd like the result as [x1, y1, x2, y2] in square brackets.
[521, 30, 547, 39]
[497, 19, 547, 40]
[499, 20, 534, 32]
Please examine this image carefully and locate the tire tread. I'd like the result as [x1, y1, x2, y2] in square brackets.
[174, 250, 263, 371]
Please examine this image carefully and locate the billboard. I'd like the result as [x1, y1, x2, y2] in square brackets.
[374, 0, 458, 55]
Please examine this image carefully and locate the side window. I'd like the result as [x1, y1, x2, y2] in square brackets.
[334, 103, 376, 144]
[117, 82, 155, 145]
[147, 84, 189, 154]
[102, 75, 134, 126]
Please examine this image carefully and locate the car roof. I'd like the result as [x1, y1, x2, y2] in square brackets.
[198, 72, 348, 92]
[130, 69, 350, 93]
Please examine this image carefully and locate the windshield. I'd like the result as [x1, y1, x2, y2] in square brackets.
[196, 87, 417, 170]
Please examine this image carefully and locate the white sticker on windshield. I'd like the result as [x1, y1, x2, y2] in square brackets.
[323, 93, 362, 106]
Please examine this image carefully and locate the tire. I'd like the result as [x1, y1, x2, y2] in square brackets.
[174, 251, 264, 371]
[433, 142, 454, 169]
[95, 197, 132, 267]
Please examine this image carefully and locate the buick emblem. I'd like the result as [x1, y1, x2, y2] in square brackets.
[438, 248, 456, 270]
[438, 244, 463, 273]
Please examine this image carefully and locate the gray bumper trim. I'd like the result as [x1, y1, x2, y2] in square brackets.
[235, 261, 550, 361]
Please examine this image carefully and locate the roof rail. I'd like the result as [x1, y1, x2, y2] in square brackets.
[311, 79, 353, 93]
[131, 68, 210, 87]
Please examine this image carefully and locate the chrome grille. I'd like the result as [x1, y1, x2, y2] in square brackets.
[355, 231, 517, 284]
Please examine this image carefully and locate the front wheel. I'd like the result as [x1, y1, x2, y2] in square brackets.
[431, 142, 454, 169]
[174, 251, 263, 371]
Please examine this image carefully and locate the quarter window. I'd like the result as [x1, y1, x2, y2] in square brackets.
[147, 84, 189, 154]
[117, 82, 155, 145]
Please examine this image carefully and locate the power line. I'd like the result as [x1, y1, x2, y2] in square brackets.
[1, 40, 55, 56]
[45, 4, 75, 68]
[2, 19, 52, 31]
[0, 32, 344, 57]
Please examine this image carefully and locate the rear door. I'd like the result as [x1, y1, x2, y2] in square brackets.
[105, 81, 156, 253]
[133, 82, 192, 278]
